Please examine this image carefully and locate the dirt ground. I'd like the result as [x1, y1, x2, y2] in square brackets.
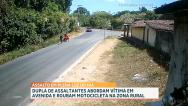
[58, 37, 119, 82]
[29, 37, 168, 106]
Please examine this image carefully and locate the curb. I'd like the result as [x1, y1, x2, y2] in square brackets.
[54, 40, 102, 82]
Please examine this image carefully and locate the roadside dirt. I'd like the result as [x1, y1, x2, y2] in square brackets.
[29, 37, 168, 106]
[58, 38, 118, 82]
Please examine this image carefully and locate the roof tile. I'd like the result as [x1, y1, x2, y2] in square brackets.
[145, 20, 174, 31]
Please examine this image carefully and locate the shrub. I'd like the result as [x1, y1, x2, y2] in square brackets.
[0, 1, 77, 54]
[0, 7, 39, 53]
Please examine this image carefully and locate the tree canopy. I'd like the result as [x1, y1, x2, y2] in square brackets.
[54, 0, 72, 12]
[71, 6, 160, 29]
[0, 0, 76, 53]
[88, 11, 112, 28]
[5, 0, 72, 12]
[73, 7, 90, 16]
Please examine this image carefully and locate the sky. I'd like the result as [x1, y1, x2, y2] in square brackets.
[70, 0, 177, 14]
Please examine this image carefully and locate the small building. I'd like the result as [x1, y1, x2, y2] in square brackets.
[144, 20, 174, 53]
[131, 20, 146, 41]
[155, 0, 188, 105]
[131, 20, 174, 54]
[123, 23, 131, 37]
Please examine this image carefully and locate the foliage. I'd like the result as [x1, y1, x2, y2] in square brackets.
[73, 7, 90, 16]
[89, 11, 112, 28]
[144, 11, 160, 20]
[111, 7, 160, 29]
[0, 0, 8, 16]
[111, 18, 124, 29]
[0, 0, 76, 53]
[92, 11, 112, 19]
[139, 7, 148, 13]
[8, 0, 72, 12]
[74, 6, 159, 29]
[79, 15, 90, 27]
[13, 0, 50, 11]
[0, 8, 39, 53]
[43, 1, 59, 12]
[54, 0, 72, 12]
[113, 10, 130, 18]
[72, 7, 90, 27]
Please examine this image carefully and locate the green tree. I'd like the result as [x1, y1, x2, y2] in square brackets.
[111, 18, 124, 29]
[13, 0, 49, 11]
[145, 11, 159, 20]
[73, 7, 90, 27]
[54, 0, 72, 12]
[43, 1, 59, 13]
[73, 7, 90, 16]
[119, 13, 136, 23]
[92, 11, 112, 19]
[0, 0, 8, 16]
[0, 0, 76, 53]
[14, 0, 30, 8]
[113, 10, 130, 17]
[89, 11, 112, 29]
[30, 0, 49, 11]
[139, 7, 147, 13]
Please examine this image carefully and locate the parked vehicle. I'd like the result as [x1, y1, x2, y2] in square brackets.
[86, 27, 92, 32]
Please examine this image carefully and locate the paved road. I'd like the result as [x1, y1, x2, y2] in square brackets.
[0, 29, 122, 106]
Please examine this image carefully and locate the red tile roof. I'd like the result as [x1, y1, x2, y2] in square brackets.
[145, 20, 174, 31]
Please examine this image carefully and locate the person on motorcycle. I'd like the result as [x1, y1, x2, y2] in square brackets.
[63, 33, 69, 42]
[60, 35, 63, 44]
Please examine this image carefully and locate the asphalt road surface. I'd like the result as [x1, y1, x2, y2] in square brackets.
[0, 29, 122, 106]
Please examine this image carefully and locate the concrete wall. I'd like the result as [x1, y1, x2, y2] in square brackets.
[131, 27, 145, 41]
[144, 25, 157, 47]
[144, 24, 174, 54]
[165, 16, 188, 96]
[155, 31, 173, 54]
[161, 40, 170, 53]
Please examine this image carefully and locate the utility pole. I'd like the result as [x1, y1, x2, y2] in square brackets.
[104, 28, 106, 40]
[77, 5, 82, 27]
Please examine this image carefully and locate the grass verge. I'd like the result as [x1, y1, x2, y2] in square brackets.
[0, 30, 83, 65]
[72, 38, 169, 106]
[103, 38, 169, 105]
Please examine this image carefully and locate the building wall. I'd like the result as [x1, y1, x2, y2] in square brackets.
[144, 25, 156, 47]
[155, 31, 173, 53]
[131, 27, 144, 41]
